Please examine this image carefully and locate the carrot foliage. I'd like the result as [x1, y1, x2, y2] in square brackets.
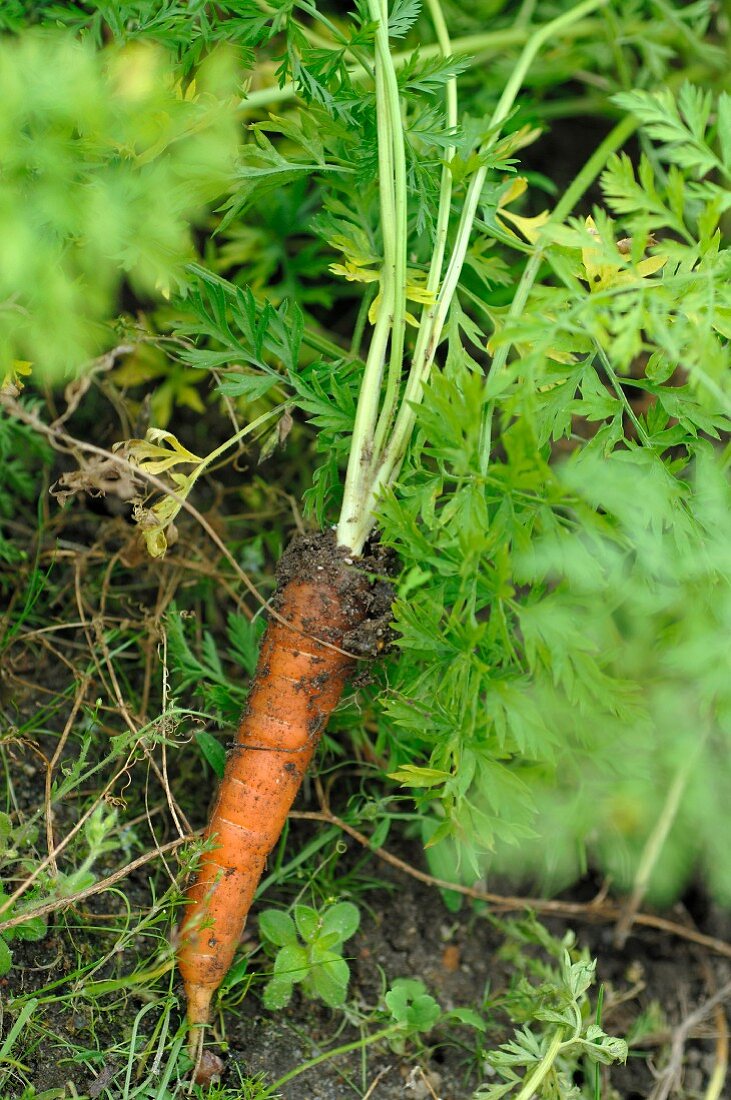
[0, 0, 729, 1090]
[1, 0, 728, 907]
[157, 0, 731, 905]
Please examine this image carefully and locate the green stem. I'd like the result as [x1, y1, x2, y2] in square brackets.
[371, 0, 409, 457]
[337, 0, 407, 550]
[249, 0, 371, 68]
[355, 0, 609, 541]
[371, 0, 459, 478]
[239, 16, 620, 113]
[477, 111, 638, 476]
[614, 750, 698, 948]
[514, 1028, 565, 1100]
[478, 247, 544, 475]
[371, 0, 457, 459]
[350, 282, 377, 357]
[495, 0, 610, 130]
[189, 406, 283, 488]
[296, 0, 374, 73]
[551, 114, 638, 224]
[265, 1025, 398, 1094]
[594, 344, 652, 447]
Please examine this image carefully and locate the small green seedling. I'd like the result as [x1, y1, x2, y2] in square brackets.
[260, 976, 486, 1097]
[259, 900, 360, 1009]
[0, 804, 123, 978]
[0, 889, 46, 977]
[475, 947, 628, 1098]
[0, 813, 46, 975]
[53, 803, 121, 896]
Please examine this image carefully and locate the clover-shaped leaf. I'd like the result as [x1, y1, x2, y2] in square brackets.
[320, 901, 359, 943]
[308, 954, 350, 1007]
[385, 979, 442, 1033]
[263, 975, 295, 1010]
[259, 909, 297, 948]
[293, 904, 320, 943]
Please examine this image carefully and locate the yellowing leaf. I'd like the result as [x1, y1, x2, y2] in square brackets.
[365, 270, 437, 326]
[499, 177, 529, 207]
[581, 216, 668, 291]
[495, 177, 550, 244]
[135, 510, 173, 558]
[636, 255, 668, 278]
[133, 471, 192, 558]
[497, 207, 551, 244]
[115, 431, 202, 558]
[155, 276, 172, 301]
[115, 428, 202, 474]
[1, 360, 32, 397]
[329, 260, 380, 284]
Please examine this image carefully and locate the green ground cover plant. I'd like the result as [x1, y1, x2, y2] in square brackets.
[0, 0, 729, 1097]
[259, 901, 361, 1010]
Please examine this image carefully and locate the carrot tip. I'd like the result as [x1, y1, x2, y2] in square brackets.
[185, 982, 214, 1032]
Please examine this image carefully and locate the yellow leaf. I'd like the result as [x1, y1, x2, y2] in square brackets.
[133, 481, 189, 558]
[581, 215, 667, 291]
[495, 177, 549, 244]
[115, 429, 202, 475]
[1, 360, 32, 397]
[367, 289, 382, 325]
[636, 255, 668, 278]
[365, 270, 436, 326]
[329, 261, 380, 284]
[498, 177, 529, 207]
[155, 276, 172, 301]
[496, 206, 551, 244]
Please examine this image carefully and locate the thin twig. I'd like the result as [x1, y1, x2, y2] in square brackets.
[44, 675, 91, 873]
[0, 748, 146, 921]
[3, 397, 364, 659]
[291, 803, 731, 963]
[0, 836, 192, 935]
[648, 979, 731, 1100]
[158, 624, 189, 843]
[362, 1065, 392, 1099]
[95, 548, 192, 842]
[614, 753, 697, 948]
[71, 557, 191, 844]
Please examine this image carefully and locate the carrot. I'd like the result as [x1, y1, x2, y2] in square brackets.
[177, 533, 373, 1051]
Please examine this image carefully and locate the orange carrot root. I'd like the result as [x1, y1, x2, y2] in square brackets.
[177, 533, 376, 1055]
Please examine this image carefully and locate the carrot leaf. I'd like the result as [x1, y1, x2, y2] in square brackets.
[193, 731, 226, 780]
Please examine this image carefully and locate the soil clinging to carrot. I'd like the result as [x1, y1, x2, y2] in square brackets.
[273, 529, 396, 658]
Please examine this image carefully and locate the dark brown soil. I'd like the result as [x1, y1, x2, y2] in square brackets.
[275, 529, 396, 658]
[2, 424, 729, 1100]
[4, 795, 730, 1099]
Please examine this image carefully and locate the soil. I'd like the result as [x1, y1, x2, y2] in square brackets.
[189, 863, 731, 1100]
[275, 529, 397, 658]
[4, 787, 731, 1100]
[2, 410, 729, 1100]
